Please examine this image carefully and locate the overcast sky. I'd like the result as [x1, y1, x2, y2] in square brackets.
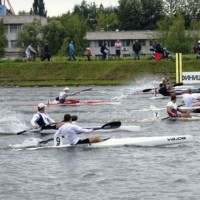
[8, 0, 118, 17]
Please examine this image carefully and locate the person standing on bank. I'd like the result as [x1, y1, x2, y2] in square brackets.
[100, 43, 109, 60]
[86, 47, 92, 61]
[132, 40, 141, 60]
[41, 41, 51, 61]
[25, 43, 37, 61]
[114, 39, 122, 61]
[68, 41, 76, 61]
[54, 114, 103, 146]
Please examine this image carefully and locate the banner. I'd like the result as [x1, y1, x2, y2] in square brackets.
[182, 72, 200, 84]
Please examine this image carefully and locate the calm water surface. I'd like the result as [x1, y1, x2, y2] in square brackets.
[0, 83, 199, 200]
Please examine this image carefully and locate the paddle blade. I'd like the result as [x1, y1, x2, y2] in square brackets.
[39, 138, 53, 144]
[101, 121, 121, 129]
[82, 88, 92, 92]
[72, 115, 78, 121]
[17, 130, 27, 135]
[143, 89, 153, 92]
[173, 82, 183, 87]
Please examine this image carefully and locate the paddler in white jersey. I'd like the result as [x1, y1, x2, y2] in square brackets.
[54, 114, 103, 146]
[31, 103, 62, 129]
[167, 95, 191, 118]
[58, 87, 70, 103]
[182, 88, 200, 107]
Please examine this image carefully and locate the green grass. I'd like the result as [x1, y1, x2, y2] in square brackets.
[0, 54, 199, 87]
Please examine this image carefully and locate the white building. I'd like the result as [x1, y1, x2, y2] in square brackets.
[0, 14, 47, 57]
[85, 30, 157, 57]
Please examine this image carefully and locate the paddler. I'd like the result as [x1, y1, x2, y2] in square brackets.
[58, 87, 70, 103]
[182, 88, 200, 107]
[31, 103, 77, 130]
[158, 77, 175, 96]
[54, 114, 103, 146]
[31, 103, 60, 129]
[167, 95, 191, 118]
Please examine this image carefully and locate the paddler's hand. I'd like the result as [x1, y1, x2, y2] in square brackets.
[34, 124, 40, 128]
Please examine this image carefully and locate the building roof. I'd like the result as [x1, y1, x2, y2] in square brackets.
[0, 15, 47, 25]
[85, 30, 157, 40]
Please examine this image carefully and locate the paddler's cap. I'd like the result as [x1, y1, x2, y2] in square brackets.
[63, 87, 69, 92]
[38, 103, 46, 109]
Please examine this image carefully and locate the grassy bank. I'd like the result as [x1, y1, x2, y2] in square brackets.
[0, 56, 199, 87]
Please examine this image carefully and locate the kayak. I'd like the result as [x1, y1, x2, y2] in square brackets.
[46, 99, 121, 106]
[169, 116, 200, 121]
[26, 135, 193, 150]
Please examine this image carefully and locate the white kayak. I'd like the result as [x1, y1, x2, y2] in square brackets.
[26, 135, 193, 150]
[179, 106, 200, 111]
[174, 85, 195, 90]
[169, 116, 200, 121]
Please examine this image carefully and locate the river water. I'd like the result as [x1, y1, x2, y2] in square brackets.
[0, 82, 199, 200]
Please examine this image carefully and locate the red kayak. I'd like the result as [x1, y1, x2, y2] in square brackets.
[46, 99, 121, 106]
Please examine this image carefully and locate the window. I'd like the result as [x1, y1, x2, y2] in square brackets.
[10, 40, 16, 48]
[10, 24, 22, 33]
[110, 40, 115, 47]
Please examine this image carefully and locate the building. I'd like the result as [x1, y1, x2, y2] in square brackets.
[0, 15, 47, 58]
[85, 30, 157, 57]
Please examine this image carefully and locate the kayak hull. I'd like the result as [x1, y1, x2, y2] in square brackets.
[169, 116, 200, 121]
[27, 135, 193, 150]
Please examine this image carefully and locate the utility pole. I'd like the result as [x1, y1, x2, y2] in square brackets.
[2, 0, 15, 15]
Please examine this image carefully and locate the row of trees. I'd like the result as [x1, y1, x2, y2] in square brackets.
[0, 0, 200, 58]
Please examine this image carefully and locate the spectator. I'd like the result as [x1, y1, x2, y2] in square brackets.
[100, 43, 109, 60]
[68, 41, 76, 61]
[25, 43, 37, 61]
[86, 47, 92, 61]
[132, 40, 141, 60]
[114, 39, 122, 61]
[41, 41, 51, 61]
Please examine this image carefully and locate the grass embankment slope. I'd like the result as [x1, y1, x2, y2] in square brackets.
[0, 58, 199, 87]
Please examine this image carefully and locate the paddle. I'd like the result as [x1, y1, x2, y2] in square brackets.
[70, 88, 92, 96]
[143, 88, 154, 92]
[38, 121, 121, 145]
[16, 115, 78, 135]
[55, 88, 92, 101]
[173, 82, 183, 87]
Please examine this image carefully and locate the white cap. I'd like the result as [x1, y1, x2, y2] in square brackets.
[162, 77, 165, 81]
[38, 103, 46, 109]
[63, 87, 69, 91]
[198, 40, 200, 43]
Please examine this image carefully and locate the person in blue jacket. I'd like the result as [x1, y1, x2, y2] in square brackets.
[68, 41, 76, 61]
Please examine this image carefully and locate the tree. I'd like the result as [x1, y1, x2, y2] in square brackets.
[118, 0, 163, 30]
[16, 20, 42, 54]
[0, 19, 7, 58]
[166, 15, 192, 53]
[31, 0, 47, 17]
[156, 15, 175, 47]
[163, 0, 200, 28]
[118, 0, 143, 30]
[141, 0, 164, 30]
[190, 20, 200, 48]
[41, 20, 65, 55]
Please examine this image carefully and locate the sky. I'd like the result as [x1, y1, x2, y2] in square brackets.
[7, 0, 119, 17]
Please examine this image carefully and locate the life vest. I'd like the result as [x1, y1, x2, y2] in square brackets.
[36, 113, 46, 127]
